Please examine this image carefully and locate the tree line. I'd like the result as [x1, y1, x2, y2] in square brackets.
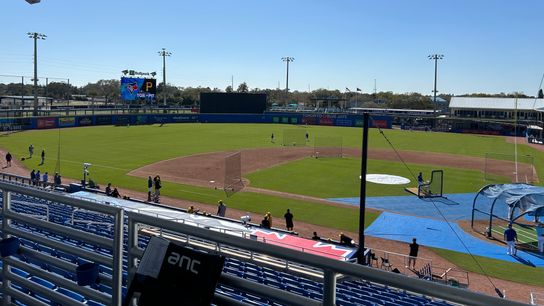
[0, 79, 540, 109]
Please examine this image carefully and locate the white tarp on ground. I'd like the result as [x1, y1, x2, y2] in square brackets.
[365, 174, 410, 185]
[68, 191, 250, 233]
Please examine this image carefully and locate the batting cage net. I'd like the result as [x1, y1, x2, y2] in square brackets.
[313, 136, 343, 158]
[224, 151, 244, 197]
[282, 129, 307, 146]
[484, 153, 536, 184]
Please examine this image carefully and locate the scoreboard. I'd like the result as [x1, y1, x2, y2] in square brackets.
[120, 77, 156, 101]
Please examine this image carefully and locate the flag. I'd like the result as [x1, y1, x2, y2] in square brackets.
[345, 87, 351, 92]
[356, 88, 362, 91]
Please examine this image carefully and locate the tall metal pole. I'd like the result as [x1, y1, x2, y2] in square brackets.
[428, 54, 444, 113]
[357, 112, 369, 265]
[33, 34, 38, 115]
[162, 54, 166, 105]
[282, 57, 294, 104]
[28, 32, 46, 116]
[158, 48, 172, 106]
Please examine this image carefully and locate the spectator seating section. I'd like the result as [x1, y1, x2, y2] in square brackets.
[0, 190, 452, 306]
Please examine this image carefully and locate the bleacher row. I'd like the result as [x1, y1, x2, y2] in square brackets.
[1, 189, 454, 306]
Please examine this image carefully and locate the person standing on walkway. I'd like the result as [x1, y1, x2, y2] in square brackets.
[504, 224, 518, 256]
[5, 152, 12, 167]
[147, 176, 153, 202]
[284, 209, 294, 231]
[153, 175, 162, 203]
[35, 170, 41, 186]
[30, 169, 36, 185]
[42, 172, 48, 185]
[408, 238, 419, 269]
[536, 222, 544, 254]
[217, 200, 227, 217]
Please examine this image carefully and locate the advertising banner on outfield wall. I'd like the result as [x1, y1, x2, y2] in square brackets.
[95, 116, 112, 125]
[150, 115, 169, 123]
[114, 115, 130, 125]
[58, 117, 76, 127]
[78, 116, 93, 126]
[171, 115, 198, 123]
[37, 117, 57, 129]
[136, 115, 148, 125]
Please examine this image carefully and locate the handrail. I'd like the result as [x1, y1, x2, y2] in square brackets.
[0, 183, 124, 306]
[126, 211, 528, 306]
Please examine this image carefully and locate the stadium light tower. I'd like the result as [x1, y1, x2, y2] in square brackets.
[282, 57, 294, 103]
[428, 54, 444, 113]
[158, 48, 172, 106]
[28, 32, 46, 116]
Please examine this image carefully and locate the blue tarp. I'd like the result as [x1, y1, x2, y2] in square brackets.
[477, 183, 544, 218]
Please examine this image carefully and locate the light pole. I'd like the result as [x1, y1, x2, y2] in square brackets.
[158, 48, 172, 106]
[28, 32, 46, 116]
[428, 54, 444, 113]
[282, 57, 294, 104]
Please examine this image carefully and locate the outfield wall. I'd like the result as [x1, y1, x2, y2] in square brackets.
[0, 112, 392, 130]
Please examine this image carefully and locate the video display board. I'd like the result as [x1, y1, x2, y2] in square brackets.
[200, 93, 267, 114]
[120, 77, 156, 101]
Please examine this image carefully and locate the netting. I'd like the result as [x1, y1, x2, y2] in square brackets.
[313, 136, 343, 158]
[224, 151, 244, 197]
[484, 153, 536, 184]
[282, 129, 307, 146]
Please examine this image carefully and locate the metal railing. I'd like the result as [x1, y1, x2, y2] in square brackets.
[0, 107, 195, 119]
[0, 181, 124, 306]
[126, 211, 529, 306]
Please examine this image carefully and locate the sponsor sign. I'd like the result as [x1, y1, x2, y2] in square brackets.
[78, 116, 93, 126]
[95, 116, 112, 125]
[37, 117, 56, 129]
[58, 117, 76, 127]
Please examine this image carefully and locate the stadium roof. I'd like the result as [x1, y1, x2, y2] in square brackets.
[450, 97, 544, 111]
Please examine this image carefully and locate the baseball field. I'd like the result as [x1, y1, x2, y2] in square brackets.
[1, 123, 542, 231]
[2, 123, 544, 288]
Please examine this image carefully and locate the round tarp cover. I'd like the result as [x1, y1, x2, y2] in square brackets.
[365, 174, 411, 185]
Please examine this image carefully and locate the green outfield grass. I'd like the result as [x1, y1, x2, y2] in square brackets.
[432, 248, 544, 287]
[246, 157, 509, 198]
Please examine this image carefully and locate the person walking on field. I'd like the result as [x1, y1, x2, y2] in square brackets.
[408, 238, 419, 269]
[147, 176, 153, 202]
[271, 133, 275, 143]
[29, 144, 34, 158]
[504, 224, 518, 256]
[40, 149, 45, 165]
[5, 152, 12, 167]
[284, 209, 294, 231]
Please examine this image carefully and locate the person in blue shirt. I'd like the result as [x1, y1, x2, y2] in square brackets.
[417, 172, 424, 185]
[504, 224, 518, 256]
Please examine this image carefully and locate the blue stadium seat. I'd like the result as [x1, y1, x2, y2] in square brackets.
[57, 287, 86, 302]
[86, 300, 105, 306]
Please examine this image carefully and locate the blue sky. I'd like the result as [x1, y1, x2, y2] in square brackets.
[1, 0, 543, 95]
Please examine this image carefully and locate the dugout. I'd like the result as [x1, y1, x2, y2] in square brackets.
[471, 183, 544, 238]
[200, 93, 267, 114]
